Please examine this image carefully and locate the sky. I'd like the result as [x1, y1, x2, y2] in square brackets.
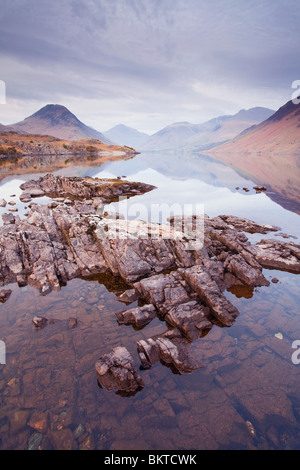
[0, 0, 299, 134]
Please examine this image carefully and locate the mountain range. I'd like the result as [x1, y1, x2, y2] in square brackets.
[207, 98, 300, 157]
[139, 107, 275, 151]
[1, 104, 111, 144]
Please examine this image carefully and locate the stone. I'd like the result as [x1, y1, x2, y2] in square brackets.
[0, 198, 7, 207]
[117, 288, 139, 303]
[248, 239, 300, 272]
[115, 304, 157, 328]
[95, 346, 144, 393]
[19, 192, 32, 203]
[183, 265, 239, 327]
[29, 188, 45, 197]
[27, 410, 48, 433]
[2, 212, 15, 224]
[137, 329, 201, 373]
[253, 185, 267, 192]
[32, 316, 48, 328]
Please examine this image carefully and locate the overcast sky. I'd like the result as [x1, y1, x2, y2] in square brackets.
[0, 0, 299, 134]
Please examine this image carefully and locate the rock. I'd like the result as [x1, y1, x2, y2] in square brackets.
[165, 301, 212, 341]
[68, 317, 78, 329]
[19, 192, 32, 203]
[2, 212, 15, 224]
[0, 198, 7, 207]
[218, 215, 280, 234]
[271, 277, 279, 283]
[0, 289, 12, 303]
[27, 410, 48, 433]
[29, 188, 45, 197]
[253, 185, 267, 192]
[95, 346, 144, 393]
[115, 304, 157, 328]
[117, 288, 139, 303]
[8, 201, 16, 206]
[137, 329, 200, 373]
[32, 316, 48, 328]
[20, 173, 156, 203]
[182, 265, 239, 327]
[223, 253, 269, 287]
[248, 239, 300, 273]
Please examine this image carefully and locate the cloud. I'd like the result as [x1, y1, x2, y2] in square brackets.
[0, 0, 299, 132]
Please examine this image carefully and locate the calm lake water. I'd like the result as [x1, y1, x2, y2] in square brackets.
[0, 151, 300, 450]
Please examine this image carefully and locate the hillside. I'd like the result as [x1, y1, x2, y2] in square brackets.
[0, 131, 138, 158]
[5, 104, 111, 143]
[140, 107, 274, 152]
[207, 99, 300, 157]
[206, 99, 300, 213]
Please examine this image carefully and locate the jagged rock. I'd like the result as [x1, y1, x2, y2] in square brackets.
[117, 288, 139, 303]
[248, 239, 300, 273]
[165, 301, 212, 341]
[133, 271, 212, 339]
[115, 304, 157, 328]
[137, 329, 200, 373]
[19, 192, 32, 203]
[28, 188, 45, 198]
[0, 198, 7, 207]
[217, 215, 280, 234]
[20, 173, 156, 203]
[2, 212, 16, 224]
[95, 346, 144, 393]
[223, 253, 269, 287]
[182, 265, 239, 327]
[253, 185, 267, 192]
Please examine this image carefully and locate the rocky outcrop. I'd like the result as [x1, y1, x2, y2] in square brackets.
[0, 175, 299, 391]
[95, 346, 144, 393]
[20, 173, 155, 203]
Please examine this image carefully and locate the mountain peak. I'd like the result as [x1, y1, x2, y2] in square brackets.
[10, 104, 111, 143]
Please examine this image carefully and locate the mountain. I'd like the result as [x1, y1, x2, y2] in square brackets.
[205, 99, 300, 213]
[140, 107, 275, 151]
[103, 124, 149, 149]
[140, 121, 200, 152]
[7, 104, 111, 143]
[207, 99, 300, 157]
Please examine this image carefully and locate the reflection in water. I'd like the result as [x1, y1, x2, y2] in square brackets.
[0, 151, 300, 450]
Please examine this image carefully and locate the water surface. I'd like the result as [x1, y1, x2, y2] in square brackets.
[0, 151, 300, 450]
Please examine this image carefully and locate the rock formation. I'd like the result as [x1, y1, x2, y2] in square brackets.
[0, 174, 299, 392]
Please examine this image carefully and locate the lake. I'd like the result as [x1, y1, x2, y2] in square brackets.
[0, 150, 300, 450]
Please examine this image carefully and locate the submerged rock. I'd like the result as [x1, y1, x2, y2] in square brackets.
[20, 173, 156, 203]
[32, 316, 48, 328]
[95, 346, 144, 393]
[0, 289, 12, 303]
